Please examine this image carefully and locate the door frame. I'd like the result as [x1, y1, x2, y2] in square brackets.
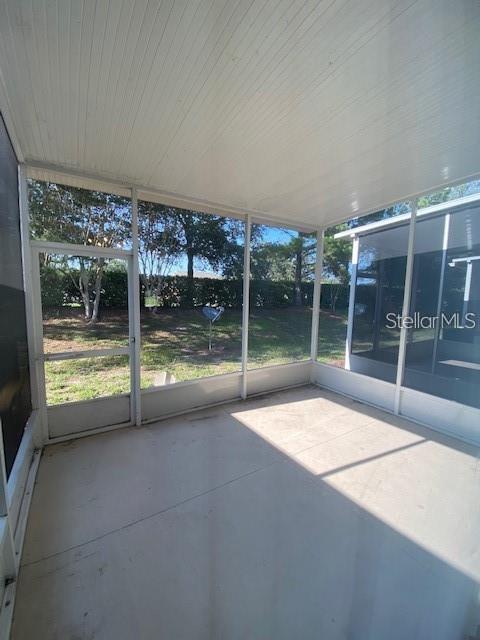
[30, 240, 139, 440]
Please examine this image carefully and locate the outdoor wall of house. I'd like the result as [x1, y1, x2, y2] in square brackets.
[331, 187, 480, 414]
[0, 114, 31, 476]
[350, 222, 409, 383]
[403, 202, 480, 408]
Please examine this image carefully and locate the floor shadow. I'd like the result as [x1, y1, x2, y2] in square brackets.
[12, 385, 480, 640]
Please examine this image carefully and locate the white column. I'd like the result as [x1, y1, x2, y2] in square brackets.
[462, 260, 473, 323]
[30, 247, 49, 443]
[241, 215, 252, 399]
[394, 201, 418, 414]
[18, 166, 39, 413]
[345, 236, 359, 371]
[131, 188, 142, 425]
[310, 229, 324, 363]
[431, 213, 450, 372]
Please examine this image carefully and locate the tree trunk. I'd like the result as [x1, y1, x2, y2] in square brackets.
[79, 270, 91, 320]
[332, 289, 338, 313]
[187, 249, 194, 307]
[294, 245, 303, 307]
[90, 259, 105, 323]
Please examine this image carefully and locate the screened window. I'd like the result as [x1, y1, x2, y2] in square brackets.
[45, 355, 130, 406]
[28, 179, 131, 248]
[35, 250, 131, 406]
[138, 201, 244, 387]
[317, 226, 352, 367]
[248, 224, 315, 369]
[39, 253, 129, 354]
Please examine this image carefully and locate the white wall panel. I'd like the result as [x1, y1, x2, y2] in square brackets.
[6, 412, 41, 538]
[312, 362, 480, 446]
[399, 387, 480, 447]
[47, 395, 131, 438]
[247, 361, 311, 397]
[141, 373, 243, 422]
[312, 362, 396, 412]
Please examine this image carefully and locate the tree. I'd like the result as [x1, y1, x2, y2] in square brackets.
[417, 180, 480, 208]
[136, 204, 245, 308]
[349, 201, 410, 228]
[28, 180, 130, 322]
[250, 242, 292, 280]
[249, 228, 316, 306]
[322, 225, 352, 312]
[289, 232, 316, 306]
[167, 211, 242, 306]
[137, 202, 181, 311]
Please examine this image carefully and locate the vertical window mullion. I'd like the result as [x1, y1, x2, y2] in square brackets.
[345, 236, 359, 371]
[131, 187, 142, 425]
[310, 229, 324, 363]
[394, 200, 418, 414]
[241, 214, 251, 399]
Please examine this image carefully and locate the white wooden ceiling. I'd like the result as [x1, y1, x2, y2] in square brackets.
[0, 0, 479, 228]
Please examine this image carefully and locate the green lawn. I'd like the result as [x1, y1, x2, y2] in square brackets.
[43, 307, 348, 404]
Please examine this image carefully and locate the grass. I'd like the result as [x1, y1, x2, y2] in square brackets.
[43, 306, 348, 405]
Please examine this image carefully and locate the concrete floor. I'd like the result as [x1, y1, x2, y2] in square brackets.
[12, 385, 480, 640]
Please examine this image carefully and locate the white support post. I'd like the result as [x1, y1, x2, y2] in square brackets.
[394, 200, 418, 415]
[462, 260, 473, 323]
[310, 229, 324, 363]
[241, 215, 252, 399]
[131, 189, 142, 425]
[18, 165, 39, 412]
[30, 247, 49, 442]
[345, 236, 359, 371]
[431, 213, 450, 372]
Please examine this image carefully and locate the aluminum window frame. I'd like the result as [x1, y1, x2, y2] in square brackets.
[30, 240, 137, 436]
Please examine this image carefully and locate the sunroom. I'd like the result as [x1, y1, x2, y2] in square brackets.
[0, 1, 479, 639]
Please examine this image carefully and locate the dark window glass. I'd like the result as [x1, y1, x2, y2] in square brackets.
[350, 224, 409, 382]
[0, 115, 32, 476]
[404, 204, 480, 408]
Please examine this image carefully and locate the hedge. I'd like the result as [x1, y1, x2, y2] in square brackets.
[40, 266, 349, 310]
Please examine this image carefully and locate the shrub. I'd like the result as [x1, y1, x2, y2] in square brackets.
[40, 265, 349, 311]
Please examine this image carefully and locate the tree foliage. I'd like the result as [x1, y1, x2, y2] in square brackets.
[249, 227, 316, 306]
[137, 202, 244, 307]
[29, 179, 130, 322]
[137, 201, 181, 310]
